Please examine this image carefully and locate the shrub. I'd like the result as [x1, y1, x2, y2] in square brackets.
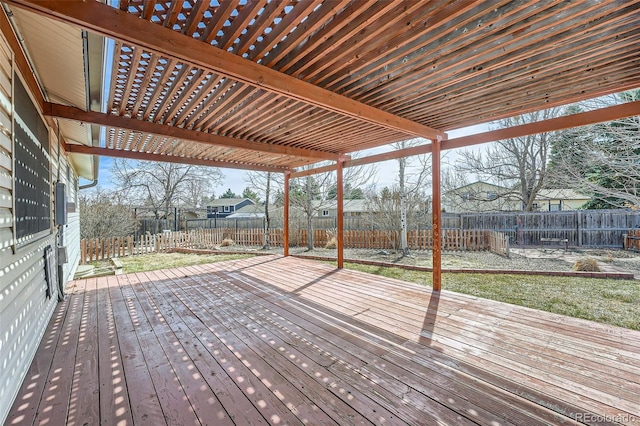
[220, 238, 235, 247]
[325, 237, 337, 249]
[573, 257, 601, 272]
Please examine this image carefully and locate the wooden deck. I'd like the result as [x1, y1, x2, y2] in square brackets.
[6, 256, 640, 426]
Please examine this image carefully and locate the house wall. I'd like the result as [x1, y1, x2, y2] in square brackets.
[443, 182, 520, 213]
[535, 198, 589, 211]
[0, 32, 81, 425]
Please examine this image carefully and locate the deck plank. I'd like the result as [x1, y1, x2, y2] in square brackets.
[152, 268, 350, 425]
[195, 258, 635, 424]
[185, 263, 574, 426]
[249, 263, 640, 402]
[107, 274, 166, 425]
[34, 279, 86, 426]
[160, 267, 409, 426]
[7, 255, 640, 426]
[119, 272, 201, 426]
[66, 277, 100, 426]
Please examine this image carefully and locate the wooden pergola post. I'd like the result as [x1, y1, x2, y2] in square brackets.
[283, 171, 290, 257]
[337, 158, 345, 268]
[432, 136, 442, 291]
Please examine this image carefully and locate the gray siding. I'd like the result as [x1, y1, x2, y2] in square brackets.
[0, 236, 58, 422]
[0, 33, 82, 424]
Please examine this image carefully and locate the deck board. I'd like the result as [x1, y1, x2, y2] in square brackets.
[7, 255, 640, 425]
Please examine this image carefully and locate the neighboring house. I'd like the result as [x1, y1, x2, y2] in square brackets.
[179, 209, 202, 220]
[316, 199, 369, 217]
[227, 204, 302, 220]
[443, 182, 520, 213]
[444, 182, 590, 212]
[0, 20, 100, 424]
[533, 189, 591, 212]
[206, 198, 256, 218]
[227, 203, 265, 218]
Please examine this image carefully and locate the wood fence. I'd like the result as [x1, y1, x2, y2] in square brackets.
[170, 209, 640, 247]
[80, 228, 508, 264]
[623, 229, 640, 252]
[460, 209, 640, 247]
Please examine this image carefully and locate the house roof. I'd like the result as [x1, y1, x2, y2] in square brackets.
[317, 199, 369, 213]
[206, 198, 255, 208]
[4, 1, 639, 174]
[232, 204, 264, 215]
[445, 181, 510, 194]
[537, 189, 590, 200]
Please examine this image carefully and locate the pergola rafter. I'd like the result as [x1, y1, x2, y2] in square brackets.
[8, 0, 445, 142]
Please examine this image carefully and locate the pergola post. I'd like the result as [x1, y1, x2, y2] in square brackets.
[283, 171, 290, 257]
[432, 136, 442, 291]
[337, 158, 345, 268]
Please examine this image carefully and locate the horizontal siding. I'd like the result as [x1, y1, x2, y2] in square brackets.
[0, 29, 82, 426]
[0, 187, 10, 209]
[0, 236, 58, 424]
[0, 168, 10, 190]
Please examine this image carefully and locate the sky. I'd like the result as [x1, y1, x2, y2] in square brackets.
[87, 122, 490, 197]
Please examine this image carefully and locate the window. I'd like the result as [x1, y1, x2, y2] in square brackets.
[486, 191, 498, 201]
[550, 203, 561, 212]
[14, 75, 50, 243]
[321, 210, 330, 216]
[224, 205, 230, 212]
[460, 192, 471, 201]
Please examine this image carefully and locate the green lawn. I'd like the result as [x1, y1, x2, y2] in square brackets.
[117, 252, 254, 274]
[345, 263, 640, 331]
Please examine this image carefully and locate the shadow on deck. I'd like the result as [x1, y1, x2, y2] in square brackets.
[7, 255, 640, 425]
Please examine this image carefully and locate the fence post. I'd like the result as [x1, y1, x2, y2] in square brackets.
[576, 210, 582, 246]
[80, 239, 86, 265]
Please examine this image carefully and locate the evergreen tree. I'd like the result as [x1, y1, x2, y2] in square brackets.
[241, 187, 260, 202]
[220, 188, 238, 199]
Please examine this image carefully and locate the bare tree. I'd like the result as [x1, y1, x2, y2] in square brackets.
[365, 185, 430, 250]
[111, 159, 222, 218]
[394, 139, 431, 256]
[549, 90, 640, 208]
[456, 109, 560, 211]
[289, 160, 377, 250]
[440, 167, 520, 212]
[79, 188, 139, 239]
[246, 171, 282, 249]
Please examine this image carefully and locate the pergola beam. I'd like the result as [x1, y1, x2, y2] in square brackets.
[290, 100, 640, 177]
[8, 0, 446, 141]
[444, 99, 640, 150]
[46, 102, 338, 161]
[64, 144, 287, 173]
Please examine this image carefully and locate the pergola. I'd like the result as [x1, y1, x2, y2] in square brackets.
[5, 0, 640, 289]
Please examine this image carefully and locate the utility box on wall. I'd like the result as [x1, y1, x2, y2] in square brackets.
[55, 182, 67, 226]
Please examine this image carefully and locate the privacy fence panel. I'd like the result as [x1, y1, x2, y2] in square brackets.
[460, 209, 639, 247]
